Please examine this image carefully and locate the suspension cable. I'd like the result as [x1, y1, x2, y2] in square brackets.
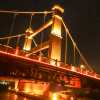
[0, 34, 25, 40]
[61, 19, 93, 71]
[0, 10, 53, 15]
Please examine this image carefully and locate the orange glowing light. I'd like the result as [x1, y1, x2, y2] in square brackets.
[13, 94, 18, 100]
[15, 46, 19, 55]
[15, 88, 19, 92]
[23, 27, 34, 51]
[71, 66, 76, 71]
[52, 93, 58, 100]
[52, 5, 64, 13]
[32, 82, 49, 96]
[23, 82, 32, 93]
[23, 38, 32, 51]
[25, 27, 34, 34]
[51, 15, 62, 38]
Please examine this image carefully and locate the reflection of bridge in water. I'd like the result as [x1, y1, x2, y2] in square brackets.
[0, 5, 100, 99]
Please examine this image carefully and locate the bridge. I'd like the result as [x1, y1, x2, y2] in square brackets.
[0, 5, 100, 98]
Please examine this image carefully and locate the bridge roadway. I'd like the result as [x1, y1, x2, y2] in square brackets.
[0, 45, 100, 90]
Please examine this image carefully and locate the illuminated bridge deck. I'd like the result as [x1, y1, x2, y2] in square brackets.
[0, 45, 100, 82]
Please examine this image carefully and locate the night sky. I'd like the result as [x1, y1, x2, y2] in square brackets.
[0, 0, 100, 73]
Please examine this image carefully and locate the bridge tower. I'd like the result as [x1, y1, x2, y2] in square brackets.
[23, 5, 64, 63]
[49, 5, 64, 63]
[23, 27, 34, 51]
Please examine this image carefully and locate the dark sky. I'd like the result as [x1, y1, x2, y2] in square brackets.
[0, 0, 100, 73]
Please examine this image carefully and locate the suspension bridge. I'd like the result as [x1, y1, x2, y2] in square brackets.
[0, 5, 100, 98]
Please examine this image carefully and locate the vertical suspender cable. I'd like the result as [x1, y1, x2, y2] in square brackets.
[64, 29, 67, 64]
[30, 14, 37, 47]
[15, 35, 20, 55]
[61, 19, 93, 71]
[73, 43, 76, 65]
[7, 14, 16, 47]
[29, 14, 33, 27]
[40, 12, 47, 56]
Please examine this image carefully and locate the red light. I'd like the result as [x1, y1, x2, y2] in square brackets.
[0, 50, 100, 81]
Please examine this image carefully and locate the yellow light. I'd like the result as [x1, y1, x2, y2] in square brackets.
[51, 93, 58, 100]
[51, 15, 62, 38]
[13, 94, 18, 100]
[71, 66, 76, 71]
[24, 83, 31, 93]
[80, 64, 85, 69]
[8, 86, 11, 90]
[52, 5, 64, 13]
[23, 38, 32, 51]
[23, 27, 34, 51]
[25, 27, 34, 34]
[32, 89, 43, 96]
[50, 60, 56, 66]
[32, 82, 47, 96]
[15, 88, 19, 92]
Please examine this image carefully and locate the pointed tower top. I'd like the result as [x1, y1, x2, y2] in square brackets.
[52, 5, 64, 13]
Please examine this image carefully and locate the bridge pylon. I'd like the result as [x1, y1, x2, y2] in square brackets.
[49, 5, 64, 64]
[23, 27, 34, 51]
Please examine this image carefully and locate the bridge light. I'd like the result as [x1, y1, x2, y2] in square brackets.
[80, 64, 85, 69]
[15, 88, 19, 92]
[80, 65, 86, 73]
[70, 96, 74, 100]
[50, 59, 57, 66]
[8, 86, 11, 90]
[51, 93, 58, 100]
[71, 66, 76, 71]
[51, 5, 63, 38]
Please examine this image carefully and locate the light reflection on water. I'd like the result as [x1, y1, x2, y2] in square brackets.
[0, 92, 31, 100]
[0, 92, 93, 100]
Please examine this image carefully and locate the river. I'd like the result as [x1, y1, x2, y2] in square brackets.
[0, 91, 95, 100]
[0, 92, 31, 100]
